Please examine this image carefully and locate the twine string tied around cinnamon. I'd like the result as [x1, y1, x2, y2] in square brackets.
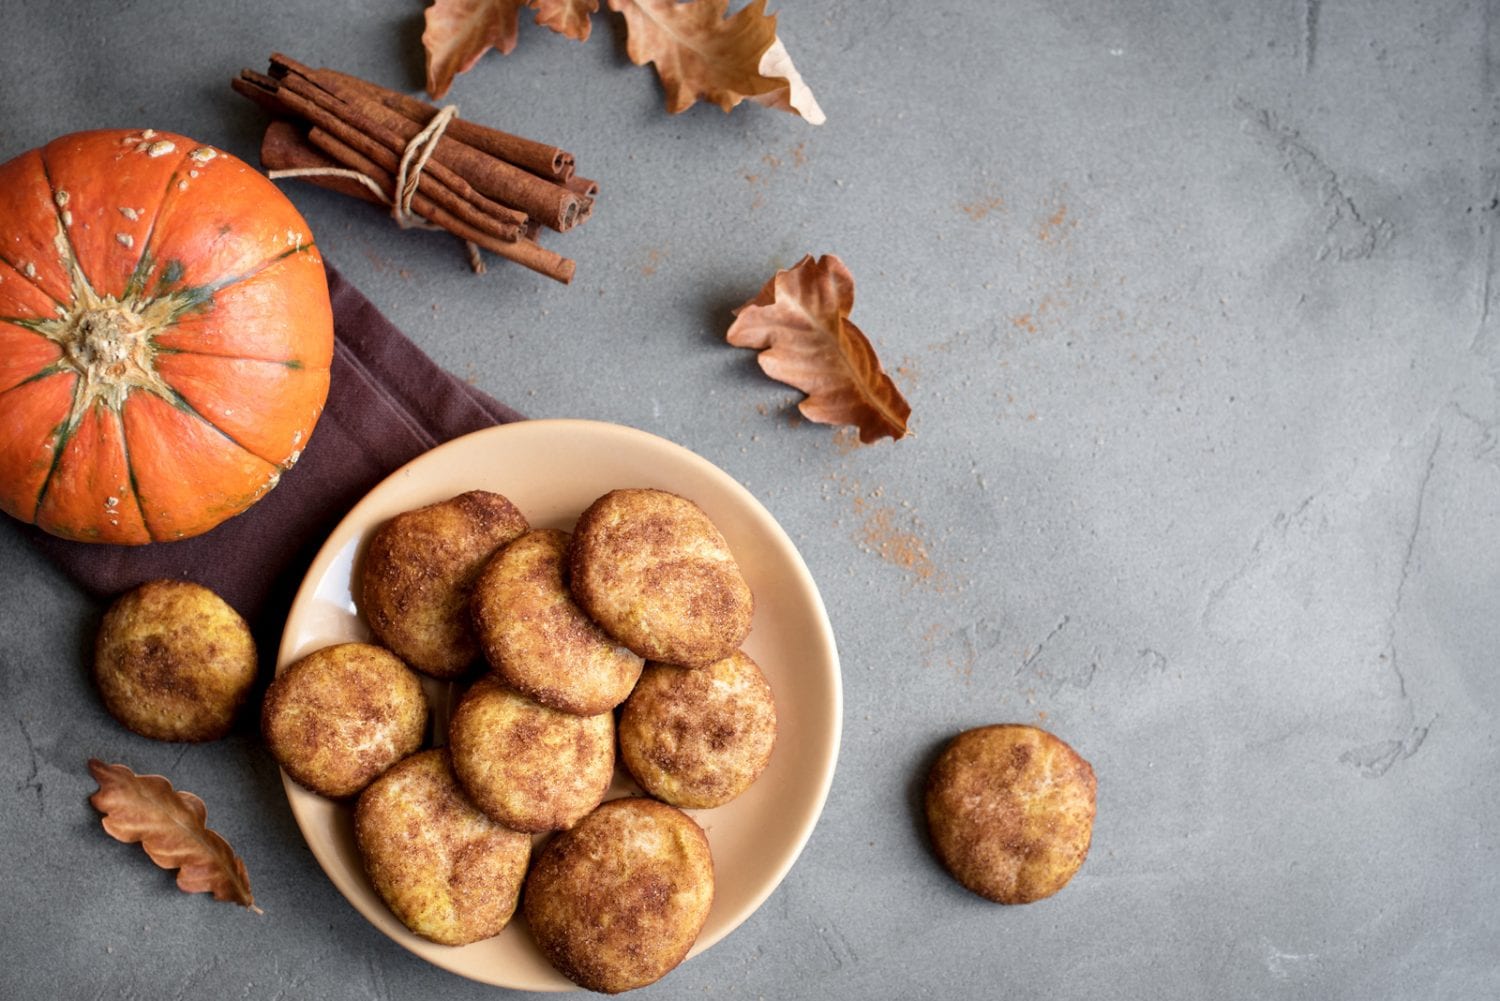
[268, 103, 484, 271]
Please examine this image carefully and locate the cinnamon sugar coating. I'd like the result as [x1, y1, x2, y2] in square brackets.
[924, 724, 1096, 904]
[360, 490, 529, 679]
[524, 798, 714, 993]
[95, 579, 257, 742]
[568, 488, 752, 668]
[471, 529, 643, 715]
[261, 642, 428, 798]
[619, 651, 777, 809]
[355, 749, 530, 945]
[448, 675, 614, 832]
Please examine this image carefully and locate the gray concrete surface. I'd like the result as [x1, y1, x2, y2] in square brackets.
[2, 1, 1498, 998]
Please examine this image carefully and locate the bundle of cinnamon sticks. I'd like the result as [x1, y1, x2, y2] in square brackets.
[233, 55, 594, 283]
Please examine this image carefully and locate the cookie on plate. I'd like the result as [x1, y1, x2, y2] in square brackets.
[355, 749, 531, 946]
[359, 490, 529, 678]
[569, 488, 752, 668]
[262, 642, 428, 798]
[471, 529, 644, 716]
[924, 724, 1096, 904]
[618, 651, 777, 809]
[524, 797, 715, 994]
[448, 675, 614, 832]
[94, 579, 257, 742]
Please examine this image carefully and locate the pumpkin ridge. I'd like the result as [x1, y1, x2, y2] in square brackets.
[138, 244, 319, 342]
[0, 255, 66, 313]
[35, 154, 99, 306]
[124, 391, 283, 541]
[0, 362, 67, 396]
[1, 316, 55, 335]
[152, 346, 320, 370]
[27, 375, 85, 522]
[196, 243, 319, 301]
[0, 150, 68, 309]
[113, 403, 153, 541]
[0, 246, 66, 312]
[116, 146, 195, 301]
[154, 380, 288, 470]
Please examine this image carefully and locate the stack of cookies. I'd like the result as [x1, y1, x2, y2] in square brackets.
[262, 487, 777, 994]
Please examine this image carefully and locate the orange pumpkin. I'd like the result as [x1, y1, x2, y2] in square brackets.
[0, 129, 333, 544]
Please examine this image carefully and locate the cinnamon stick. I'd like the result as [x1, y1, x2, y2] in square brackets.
[573, 196, 595, 227]
[237, 56, 592, 281]
[231, 70, 287, 118]
[318, 68, 574, 181]
[261, 123, 573, 284]
[270, 55, 584, 232]
[244, 70, 527, 234]
[260, 121, 379, 204]
[306, 127, 519, 245]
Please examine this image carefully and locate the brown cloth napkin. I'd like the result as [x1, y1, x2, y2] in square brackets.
[24, 263, 524, 631]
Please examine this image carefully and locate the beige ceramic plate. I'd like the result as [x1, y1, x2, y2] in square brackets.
[276, 419, 842, 991]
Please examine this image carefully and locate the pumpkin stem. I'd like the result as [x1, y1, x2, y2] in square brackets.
[62, 304, 158, 412]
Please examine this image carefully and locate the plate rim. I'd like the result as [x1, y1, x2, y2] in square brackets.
[273, 417, 844, 990]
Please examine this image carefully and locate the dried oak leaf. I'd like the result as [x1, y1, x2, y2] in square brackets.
[607, 0, 824, 122]
[424, 0, 530, 98]
[424, 0, 599, 96]
[728, 254, 910, 443]
[535, 0, 600, 41]
[88, 759, 260, 912]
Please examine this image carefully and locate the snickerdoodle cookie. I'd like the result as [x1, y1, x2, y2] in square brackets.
[94, 579, 256, 742]
[355, 749, 531, 945]
[524, 797, 715, 993]
[262, 642, 428, 798]
[618, 651, 777, 809]
[924, 724, 1096, 904]
[569, 488, 752, 668]
[447, 675, 614, 832]
[471, 529, 643, 716]
[359, 490, 528, 678]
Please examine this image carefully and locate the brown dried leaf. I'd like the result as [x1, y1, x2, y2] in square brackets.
[607, 0, 824, 122]
[535, 0, 600, 41]
[728, 255, 910, 443]
[750, 36, 824, 123]
[88, 759, 260, 912]
[423, 0, 530, 98]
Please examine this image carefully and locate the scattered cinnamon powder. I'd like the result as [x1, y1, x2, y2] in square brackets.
[641, 247, 666, 277]
[959, 194, 1005, 221]
[1037, 195, 1077, 244]
[1038, 204, 1067, 241]
[919, 622, 975, 683]
[1009, 292, 1067, 335]
[895, 355, 919, 389]
[826, 476, 957, 593]
[742, 142, 808, 196]
[851, 495, 938, 584]
[831, 427, 862, 455]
